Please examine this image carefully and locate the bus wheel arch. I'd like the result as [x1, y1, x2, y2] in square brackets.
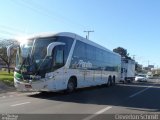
[66, 76, 77, 92]
[107, 75, 112, 86]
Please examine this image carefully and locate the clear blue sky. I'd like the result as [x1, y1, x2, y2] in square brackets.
[0, 0, 160, 67]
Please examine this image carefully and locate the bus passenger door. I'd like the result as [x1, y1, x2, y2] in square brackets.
[52, 46, 65, 90]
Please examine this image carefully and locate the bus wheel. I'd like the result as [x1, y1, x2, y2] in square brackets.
[112, 79, 115, 86]
[112, 76, 116, 86]
[107, 77, 111, 87]
[66, 79, 76, 93]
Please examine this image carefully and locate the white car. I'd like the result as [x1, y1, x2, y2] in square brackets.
[146, 74, 152, 79]
[135, 74, 148, 82]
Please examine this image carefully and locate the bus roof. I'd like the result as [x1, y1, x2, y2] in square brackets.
[26, 32, 120, 57]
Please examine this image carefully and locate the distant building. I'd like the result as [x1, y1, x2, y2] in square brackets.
[148, 65, 154, 69]
[151, 68, 160, 75]
[143, 65, 154, 71]
[143, 67, 149, 71]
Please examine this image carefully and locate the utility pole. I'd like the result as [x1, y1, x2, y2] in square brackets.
[84, 30, 94, 39]
[148, 60, 150, 67]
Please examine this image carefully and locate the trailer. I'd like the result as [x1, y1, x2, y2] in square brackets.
[120, 58, 135, 83]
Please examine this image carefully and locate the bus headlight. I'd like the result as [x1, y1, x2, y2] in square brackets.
[45, 73, 54, 79]
[29, 80, 32, 84]
[30, 75, 41, 81]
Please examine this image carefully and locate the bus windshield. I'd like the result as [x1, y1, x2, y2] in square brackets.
[16, 37, 57, 74]
[16, 39, 34, 71]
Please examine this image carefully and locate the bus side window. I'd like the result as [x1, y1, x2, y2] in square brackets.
[121, 68, 123, 73]
[55, 50, 64, 65]
[53, 46, 64, 69]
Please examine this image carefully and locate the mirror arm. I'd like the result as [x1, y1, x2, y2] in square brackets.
[47, 42, 65, 57]
[7, 44, 19, 57]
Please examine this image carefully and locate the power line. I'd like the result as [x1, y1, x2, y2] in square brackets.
[0, 27, 26, 41]
[23, 0, 86, 29]
[0, 27, 24, 37]
[0, 24, 32, 34]
[0, 30, 17, 36]
[13, 0, 86, 31]
[0, 27, 27, 39]
[15, 0, 71, 28]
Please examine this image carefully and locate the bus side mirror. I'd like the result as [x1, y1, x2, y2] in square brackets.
[7, 44, 19, 57]
[47, 42, 65, 57]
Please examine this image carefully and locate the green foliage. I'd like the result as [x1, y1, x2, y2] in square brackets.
[113, 47, 132, 60]
[0, 71, 14, 85]
[135, 63, 143, 73]
[113, 47, 127, 57]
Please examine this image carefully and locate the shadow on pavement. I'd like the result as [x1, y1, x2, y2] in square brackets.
[28, 81, 160, 112]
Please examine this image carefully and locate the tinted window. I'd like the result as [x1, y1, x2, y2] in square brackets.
[86, 44, 95, 60]
[71, 40, 120, 72]
[57, 36, 74, 63]
[33, 37, 56, 60]
[72, 40, 86, 60]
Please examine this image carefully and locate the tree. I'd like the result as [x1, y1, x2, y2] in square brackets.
[0, 39, 18, 73]
[113, 47, 132, 59]
[113, 47, 128, 57]
[135, 62, 143, 73]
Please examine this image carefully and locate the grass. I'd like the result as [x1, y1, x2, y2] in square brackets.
[0, 71, 14, 86]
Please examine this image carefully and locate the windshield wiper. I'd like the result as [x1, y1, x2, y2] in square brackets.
[19, 54, 31, 73]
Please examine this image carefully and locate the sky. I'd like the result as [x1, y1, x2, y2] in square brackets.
[0, 0, 160, 67]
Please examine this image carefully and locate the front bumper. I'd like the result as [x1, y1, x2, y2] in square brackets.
[136, 78, 147, 82]
[14, 78, 48, 92]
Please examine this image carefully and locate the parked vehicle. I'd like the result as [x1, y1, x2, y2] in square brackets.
[135, 74, 148, 82]
[120, 58, 135, 83]
[146, 74, 152, 79]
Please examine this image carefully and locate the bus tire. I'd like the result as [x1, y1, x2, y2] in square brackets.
[107, 76, 112, 87]
[112, 76, 116, 86]
[66, 78, 76, 93]
[122, 80, 125, 84]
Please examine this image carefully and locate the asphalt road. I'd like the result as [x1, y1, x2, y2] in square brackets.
[0, 79, 160, 120]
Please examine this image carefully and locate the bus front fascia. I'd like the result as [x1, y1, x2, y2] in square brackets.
[14, 42, 66, 91]
[28, 42, 66, 88]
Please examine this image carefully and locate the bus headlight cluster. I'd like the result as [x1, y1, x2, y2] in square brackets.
[45, 73, 54, 79]
[30, 75, 41, 80]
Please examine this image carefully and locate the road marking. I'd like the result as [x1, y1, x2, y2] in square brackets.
[156, 79, 159, 83]
[129, 86, 152, 98]
[2, 96, 6, 98]
[9, 95, 13, 97]
[118, 84, 151, 88]
[82, 106, 112, 120]
[11, 102, 30, 107]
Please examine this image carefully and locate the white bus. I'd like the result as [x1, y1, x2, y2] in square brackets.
[9, 32, 121, 92]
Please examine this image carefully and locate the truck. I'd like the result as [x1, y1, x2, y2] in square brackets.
[120, 58, 135, 83]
